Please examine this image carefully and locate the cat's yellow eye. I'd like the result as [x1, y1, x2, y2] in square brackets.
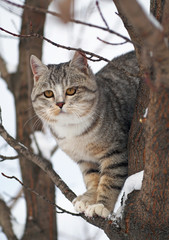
[66, 87, 76, 96]
[44, 90, 54, 98]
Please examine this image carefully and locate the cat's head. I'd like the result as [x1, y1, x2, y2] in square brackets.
[30, 51, 98, 125]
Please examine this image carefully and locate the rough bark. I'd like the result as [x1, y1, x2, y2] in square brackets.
[112, 1, 169, 239]
[5, 0, 57, 239]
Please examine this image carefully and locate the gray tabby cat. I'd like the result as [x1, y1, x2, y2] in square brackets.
[30, 51, 139, 218]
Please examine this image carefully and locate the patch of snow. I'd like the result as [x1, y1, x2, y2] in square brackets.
[143, 108, 148, 118]
[112, 171, 144, 220]
[18, 142, 28, 149]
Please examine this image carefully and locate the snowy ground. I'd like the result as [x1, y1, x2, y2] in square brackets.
[0, 0, 149, 239]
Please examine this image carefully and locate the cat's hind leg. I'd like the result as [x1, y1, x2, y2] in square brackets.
[85, 151, 128, 218]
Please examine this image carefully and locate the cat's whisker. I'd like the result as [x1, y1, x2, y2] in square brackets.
[23, 114, 39, 129]
[32, 118, 42, 132]
[25, 105, 34, 113]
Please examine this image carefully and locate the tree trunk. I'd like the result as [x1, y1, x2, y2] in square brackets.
[111, 0, 169, 239]
[13, 0, 57, 239]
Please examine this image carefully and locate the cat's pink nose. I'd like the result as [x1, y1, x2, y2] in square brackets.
[56, 102, 65, 109]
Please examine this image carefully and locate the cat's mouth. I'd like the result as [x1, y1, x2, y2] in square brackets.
[53, 107, 66, 116]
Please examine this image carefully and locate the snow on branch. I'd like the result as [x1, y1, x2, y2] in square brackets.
[112, 171, 144, 220]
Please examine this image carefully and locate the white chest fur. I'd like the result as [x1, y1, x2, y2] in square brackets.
[50, 114, 96, 162]
[50, 110, 94, 138]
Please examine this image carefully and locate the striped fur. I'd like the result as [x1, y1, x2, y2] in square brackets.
[30, 51, 139, 218]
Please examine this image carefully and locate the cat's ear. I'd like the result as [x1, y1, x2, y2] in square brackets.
[70, 51, 88, 75]
[30, 55, 48, 83]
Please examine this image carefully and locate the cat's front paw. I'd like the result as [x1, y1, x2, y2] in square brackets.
[72, 192, 96, 213]
[85, 203, 110, 218]
[73, 198, 89, 213]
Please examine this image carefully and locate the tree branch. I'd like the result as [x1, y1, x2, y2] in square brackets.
[97, 37, 127, 46]
[0, 114, 126, 238]
[96, 1, 109, 30]
[2, 0, 132, 44]
[0, 154, 18, 162]
[115, 0, 169, 88]
[2, 173, 80, 217]
[0, 26, 110, 63]
[161, 1, 169, 38]
[0, 26, 140, 81]
[0, 122, 76, 202]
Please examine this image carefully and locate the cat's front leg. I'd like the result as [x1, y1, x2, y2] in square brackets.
[73, 160, 100, 213]
[86, 151, 128, 218]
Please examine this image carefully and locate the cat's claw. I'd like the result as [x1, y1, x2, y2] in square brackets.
[85, 203, 110, 218]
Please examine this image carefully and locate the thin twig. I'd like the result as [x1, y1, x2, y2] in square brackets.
[96, 1, 109, 30]
[97, 37, 128, 46]
[1, 0, 132, 44]
[0, 26, 110, 63]
[2, 173, 80, 216]
[0, 154, 19, 162]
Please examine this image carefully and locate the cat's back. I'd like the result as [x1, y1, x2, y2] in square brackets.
[95, 51, 139, 125]
[96, 51, 139, 93]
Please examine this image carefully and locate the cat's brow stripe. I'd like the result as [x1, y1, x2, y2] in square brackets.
[80, 86, 97, 94]
[32, 93, 43, 102]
